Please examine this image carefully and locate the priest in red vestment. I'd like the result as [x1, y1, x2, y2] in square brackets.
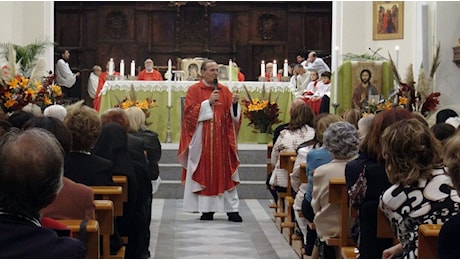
[93, 62, 120, 112]
[177, 59, 243, 222]
[137, 59, 163, 81]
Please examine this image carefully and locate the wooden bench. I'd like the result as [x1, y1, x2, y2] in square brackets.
[267, 144, 277, 210]
[112, 175, 128, 203]
[327, 178, 357, 258]
[277, 151, 297, 242]
[418, 224, 441, 259]
[94, 199, 126, 259]
[91, 186, 123, 217]
[58, 219, 100, 259]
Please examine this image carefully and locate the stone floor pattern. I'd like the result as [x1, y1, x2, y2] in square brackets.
[149, 199, 299, 259]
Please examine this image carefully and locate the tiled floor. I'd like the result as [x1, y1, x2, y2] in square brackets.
[149, 199, 299, 259]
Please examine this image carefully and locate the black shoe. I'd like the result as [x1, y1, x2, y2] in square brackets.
[200, 212, 214, 221]
[227, 212, 243, 222]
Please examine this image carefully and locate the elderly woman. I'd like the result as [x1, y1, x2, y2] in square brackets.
[380, 118, 460, 259]
[311, 121, 360, 258]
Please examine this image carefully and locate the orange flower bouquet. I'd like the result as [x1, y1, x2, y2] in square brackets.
[241, 84, 281, 134]
[114, 86, 156, 117]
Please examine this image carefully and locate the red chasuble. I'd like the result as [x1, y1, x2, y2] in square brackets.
[137, 69, 163, 81]
[93, 71, 119, 112]
[178, 81, 241, 196]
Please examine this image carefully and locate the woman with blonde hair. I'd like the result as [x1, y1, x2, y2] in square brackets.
[380, 118, 460, 259]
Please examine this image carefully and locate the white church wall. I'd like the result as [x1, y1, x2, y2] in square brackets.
[0, 1, 54, 72]
[432, 1, 460, 107]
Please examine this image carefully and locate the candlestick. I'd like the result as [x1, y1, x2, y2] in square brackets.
[395, 46, 400, 69]
[119, 59, 125, 76]
[167, 84, 172, 107]
[229, 59, 233, 83]
[168, 59, 172, 72]
[261, 60, 265, 78]
[334, 46, 339, 104]
[108, 58, 114, 76]
[283, 59, 288, 77]
[130, 60, 135, 76]
[273, 60, 277, 78]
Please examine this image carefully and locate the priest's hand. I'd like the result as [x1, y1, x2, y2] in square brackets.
[209, 90, 219, 105]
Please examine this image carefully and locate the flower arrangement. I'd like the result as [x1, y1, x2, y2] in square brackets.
[0, 43, 62, 113]
[241, 84, 281, 134]
[387, 43, 442, 117]
[114, 86, 156, 116]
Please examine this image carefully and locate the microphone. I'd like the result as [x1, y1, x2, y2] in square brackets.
[213, 79, 218, 90]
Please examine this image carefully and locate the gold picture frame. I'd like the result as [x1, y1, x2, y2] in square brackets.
[373, 1, 404, 40]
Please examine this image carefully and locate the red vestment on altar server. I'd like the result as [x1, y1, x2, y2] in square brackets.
[137, 69, 163, 81]
[177, 81, 240, 196]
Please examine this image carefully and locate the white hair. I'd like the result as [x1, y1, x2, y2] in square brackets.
[44, 105, 67, 122]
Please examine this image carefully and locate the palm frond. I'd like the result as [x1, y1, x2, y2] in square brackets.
[430, 43, 440, 78]
[388, 52, 402, 85]
[242, 84, 253, 103]
[404, 63, 414, 88]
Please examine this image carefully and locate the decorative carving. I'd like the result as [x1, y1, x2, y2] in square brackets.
[258, 14, 278, 40]
[106, 11, 128, 39]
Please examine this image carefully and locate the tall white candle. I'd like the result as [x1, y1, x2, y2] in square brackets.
[273, 60, 277, 78]
[167, 84, 172, 107]
[334, 46, 339, 104]
[395, 46, 400, 69]
[261, 60, 265, 78]
[119, 59, 125, 76]
[229, 59, 233, 83]
[283, 59, 288, 77]
[168, 59, 172, 72]
[130, 60, 135, 76]
[108, 58, 114, 76]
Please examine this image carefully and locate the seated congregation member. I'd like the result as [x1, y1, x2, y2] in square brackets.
[93, 61, 120, 112]
[290, 113, 331, 252]
[63, 101, 114, 187]
[311, 122, 359, 258]
[23, 116, 95, 221]
[95, 109, 149, 259]
[8, 110, 35, 129]
[138, 58, 163, 81]
[435, 108, 458, 124]
[345, 108, 413, 259]
[356, 114, 374, 141]
[380, 118, 460, 259]
[431, 122, 456, 146]
[270, 101, 315, 207]
[438, 133, 460, 258]
[43, 104, 68, 122]
[22, 103, 43, 117]
[342, 108, 362, 130]
[303, 71, 331, 114]
[0, 128, 86, 258]
[124, 106, 162, 258]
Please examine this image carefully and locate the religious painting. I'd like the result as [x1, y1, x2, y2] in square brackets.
[373, 1, 404, 40]
[217, 65, 239, 82]
[181, 57, 205, 81]
[350, 61, 384, 111]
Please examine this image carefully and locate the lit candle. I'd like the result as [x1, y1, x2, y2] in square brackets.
[168, 59, 172, 72]
[108, 58, 114, 76]
[167, 84, 172, 107]
[334, 46, 339, 104]
[261, 60, 265, 78]
[273, 60, 277, 78]
[130, 60, 135, 76]
[229, 59, 233, 83]
[119, 59, 125, 76]
[395, 46, 400, 69]
[283, 59, 288, 77]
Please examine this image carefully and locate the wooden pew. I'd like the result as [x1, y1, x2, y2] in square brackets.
[91, 186, 123, 217]
[267, 144, 277, 210]
[58, 219, 100, 259]
[418, 224, 441, 259]
[276, 151, 296, 240]
[112, 175, 128, 203]
[328, 178, 357, 258]
[377, 207, 395, 239]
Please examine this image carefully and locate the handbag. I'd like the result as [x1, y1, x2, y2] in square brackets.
[348, 165, 368, 208]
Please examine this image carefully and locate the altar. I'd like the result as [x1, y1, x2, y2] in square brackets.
[99, 80, 294, 143]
